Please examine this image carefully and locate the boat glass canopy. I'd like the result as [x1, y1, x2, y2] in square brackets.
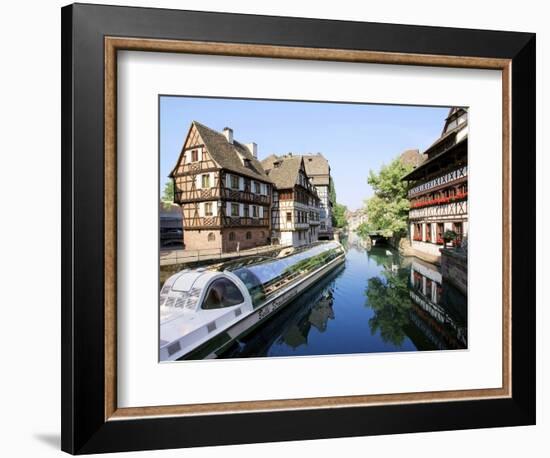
[229, 242, 344, 307]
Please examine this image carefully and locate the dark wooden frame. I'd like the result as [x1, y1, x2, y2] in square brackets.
[61, 3, 536, 454]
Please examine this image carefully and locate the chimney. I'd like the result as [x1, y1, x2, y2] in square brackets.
[245, 142, 258, 158]
[223, 127, 233, 144]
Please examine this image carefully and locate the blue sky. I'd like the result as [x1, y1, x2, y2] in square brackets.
[160, 96, 449, 210]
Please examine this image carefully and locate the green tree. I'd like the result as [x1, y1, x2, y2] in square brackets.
[329, 177, 337, 205]
[161, 180, 175, 209]
[332, 202, 348, 229]
[362, 157, 413, 238]
[328, 178, 348, 228]
[356, 221, 370, 238]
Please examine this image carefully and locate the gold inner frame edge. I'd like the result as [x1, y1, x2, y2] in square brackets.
[104, 37, 512, 421]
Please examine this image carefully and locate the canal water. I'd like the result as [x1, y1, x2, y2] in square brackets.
[221, 235, 467, 358]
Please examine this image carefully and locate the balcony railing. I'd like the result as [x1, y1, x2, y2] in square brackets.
[172, 161, 217, 176]
[175, 187, 270, 205]
[221, 188, 270, 204]
[409, 200, 468, 219]
[408, 166, 467, 198]
[277, 222, 310, 231]
[184, 216, 270, 228]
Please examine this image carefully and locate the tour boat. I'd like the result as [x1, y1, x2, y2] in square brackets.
[159, 241, 346, 361]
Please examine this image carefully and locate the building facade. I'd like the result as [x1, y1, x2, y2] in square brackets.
[302, 154, 334, 240]
[347, 209, 368, 233]
[402, 107, 468, 263]
[261, 154, 321, 247]
[170, 121, 272, 252]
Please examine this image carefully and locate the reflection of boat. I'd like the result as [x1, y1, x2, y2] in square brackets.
[222, 269, 341, 358]
[159, 241, 346, 360]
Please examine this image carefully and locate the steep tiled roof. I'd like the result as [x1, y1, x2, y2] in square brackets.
[401, 108, 468, 181]
[192, 121, 272, 183]
[260, 154, 303, 190]
[401, 136, 467, 181]
[302, 153, 330, 186]
[399, 149, 425, 168]
[261, 154, 279, 167]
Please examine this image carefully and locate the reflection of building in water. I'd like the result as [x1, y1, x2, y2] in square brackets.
[408, 260, 467, 349]
[402, 107, 468, 264]
[221, 273, 339, 358]
[346, 229, 368, 253]
[280, 289, 335, 348]
[309, 293, 335, 332]
[410, 259, 443, 305]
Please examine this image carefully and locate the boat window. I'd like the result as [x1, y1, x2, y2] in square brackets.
[231, 268, 266, 307]
[202, 278, 244, 310]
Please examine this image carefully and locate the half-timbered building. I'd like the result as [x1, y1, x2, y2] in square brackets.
[302, 153, 334, 240]
[261, 154, 321, 247]
[402, 107, 468, 263]
[170, 121, 272, 252]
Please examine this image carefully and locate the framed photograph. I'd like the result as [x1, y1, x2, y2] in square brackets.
[61, 3, 536, 454]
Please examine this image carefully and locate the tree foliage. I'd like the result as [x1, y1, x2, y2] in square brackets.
[328, 178, 348, 228]
[332, 203, 348, 229]
[162, 180, 175, 203]
[161, 180, 175, 209]
[329, 177, 337, 205]
[362, 157, 413, 238]
[356, 221, 370, 238]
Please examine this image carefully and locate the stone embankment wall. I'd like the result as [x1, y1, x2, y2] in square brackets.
[398, 237, 441, 265]
[440, 248, 467, 295]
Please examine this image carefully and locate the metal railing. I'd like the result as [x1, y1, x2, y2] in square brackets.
[160, 243, 292, 266]
[407, 166, 467, 198]
[183, 216, 270, 228]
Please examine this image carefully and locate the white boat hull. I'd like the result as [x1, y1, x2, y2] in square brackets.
[184, 253, 345, 360]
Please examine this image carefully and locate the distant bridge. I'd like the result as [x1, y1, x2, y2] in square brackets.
[363, 231, 391, 248]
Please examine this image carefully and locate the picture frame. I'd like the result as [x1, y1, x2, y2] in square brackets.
[61, 3, 536, 454]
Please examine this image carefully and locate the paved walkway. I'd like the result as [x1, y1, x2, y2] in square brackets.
[160, 244, 291, 266]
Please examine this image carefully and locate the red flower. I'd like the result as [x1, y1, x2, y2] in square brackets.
[410, 191, 468, 209]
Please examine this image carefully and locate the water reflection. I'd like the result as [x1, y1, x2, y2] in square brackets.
[220, 237, 467, 359]
[222, 268, 340, 358]
[366, 268, 411, 347]
[408, 259, 467, 349]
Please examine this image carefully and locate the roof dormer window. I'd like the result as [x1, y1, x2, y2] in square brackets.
[237, 151, 253, 168]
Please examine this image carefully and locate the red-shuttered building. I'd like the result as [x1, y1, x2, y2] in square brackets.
[402, 107, 468, 263]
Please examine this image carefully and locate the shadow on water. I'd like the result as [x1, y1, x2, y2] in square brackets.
[219, 238, 467, 359]
[221, 264, 345, 358]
